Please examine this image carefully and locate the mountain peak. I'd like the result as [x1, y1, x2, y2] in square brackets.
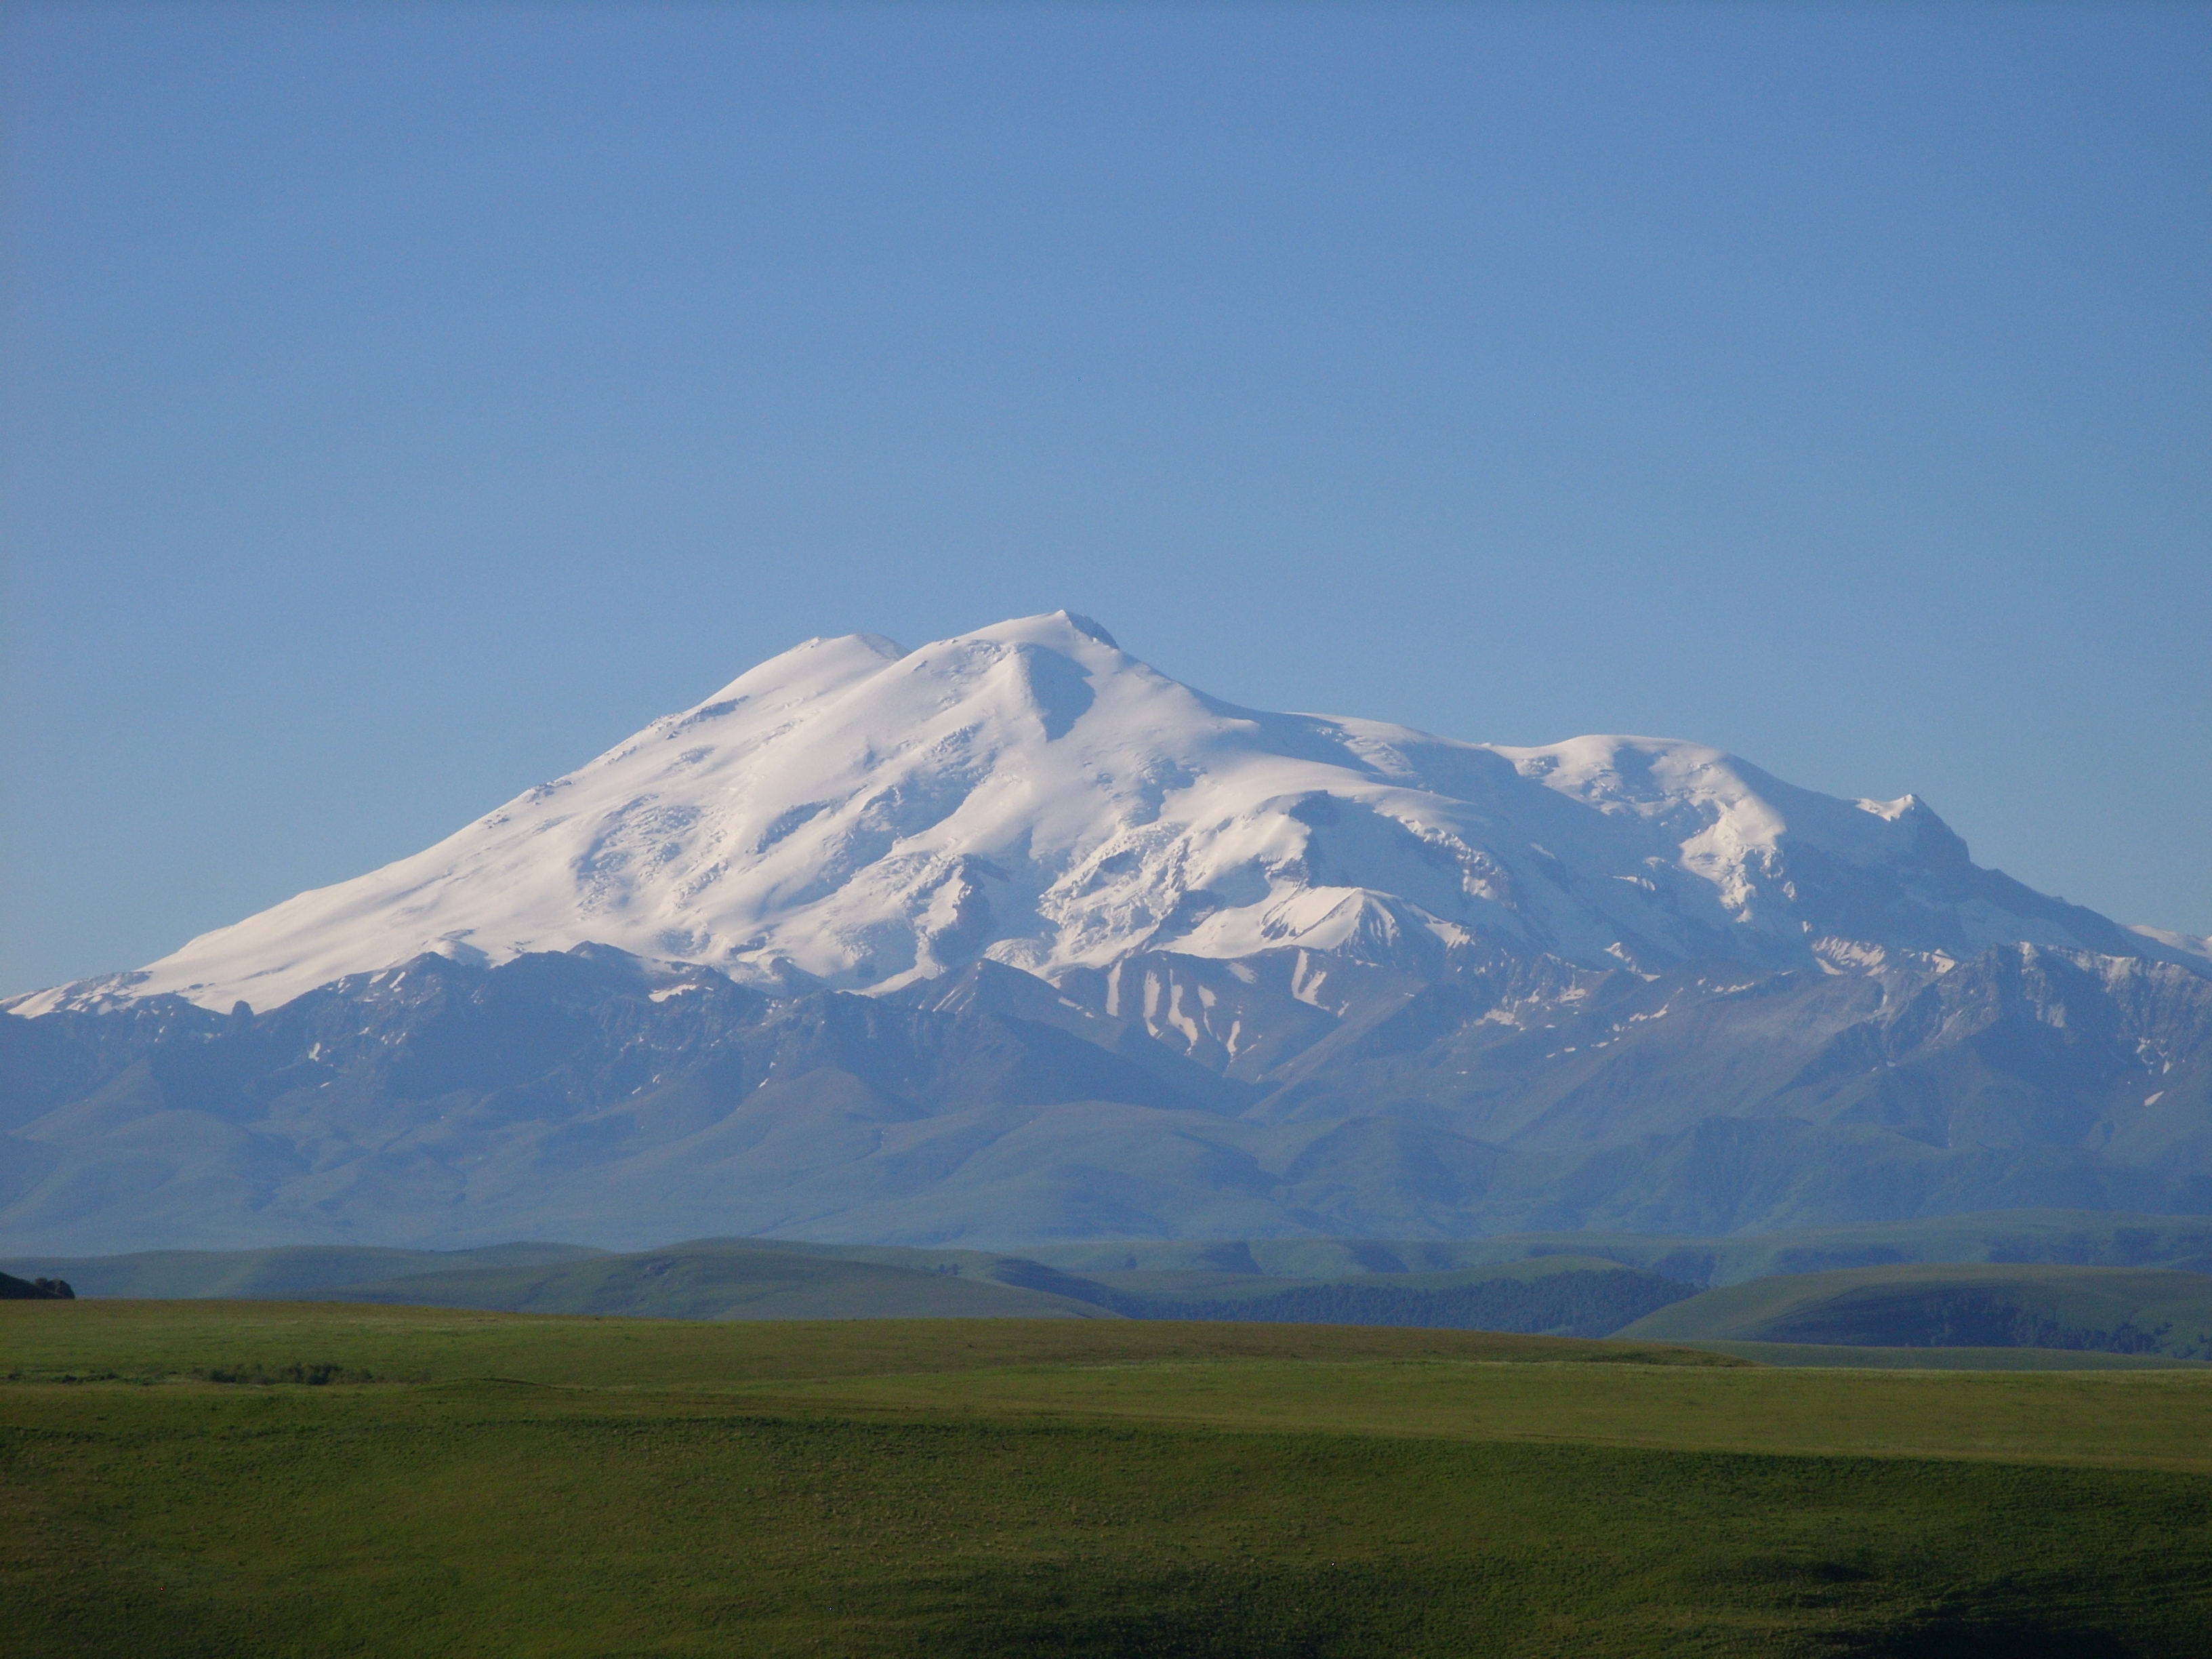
[963, 609, 1121, 651]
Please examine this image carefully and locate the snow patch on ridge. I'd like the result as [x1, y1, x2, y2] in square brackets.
[2131, 925, 2212, 970]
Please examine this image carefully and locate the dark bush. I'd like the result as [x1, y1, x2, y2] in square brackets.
[0, 1270, 74, 1300]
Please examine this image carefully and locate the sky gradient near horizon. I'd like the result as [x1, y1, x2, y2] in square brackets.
[4, 1, 2208, 994]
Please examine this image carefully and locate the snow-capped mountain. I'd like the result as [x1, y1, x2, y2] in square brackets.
[6, 613, 2209, 1253]
[11, 612, 2189, 1019]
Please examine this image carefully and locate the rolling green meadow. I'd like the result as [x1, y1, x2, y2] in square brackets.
[7, 1300, 2212, 1656]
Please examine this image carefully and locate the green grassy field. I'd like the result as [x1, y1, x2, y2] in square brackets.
[6, 1300, 2212, 1656]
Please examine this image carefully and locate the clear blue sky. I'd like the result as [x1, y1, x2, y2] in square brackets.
[4, 1, 2207, 994]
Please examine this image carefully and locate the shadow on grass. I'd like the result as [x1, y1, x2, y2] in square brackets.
[909, 1563, 1433, 1659]
[1839, 1617, 2141, 1658]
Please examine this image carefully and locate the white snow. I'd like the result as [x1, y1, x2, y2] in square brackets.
[5, 611, 2173, 1016]
[2130, 924, 2212, 968]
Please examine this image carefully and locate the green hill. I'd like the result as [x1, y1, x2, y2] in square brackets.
[1617, 1263, 2212, 1357]
[326, 1240, 1118, 1320]
[21, 1211, 2212, 1340]
[1035, 1256, 1696, 1337]
[0, 1241, 608, 1299]
[0, 1237, 1698, 1334]
[649, 1243, 1700, 1336]
[1019, 1210, 2212, 1285]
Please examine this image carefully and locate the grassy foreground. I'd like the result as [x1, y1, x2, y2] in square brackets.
[6, 1302, 2212, 1656]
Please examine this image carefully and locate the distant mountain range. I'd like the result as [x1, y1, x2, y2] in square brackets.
[5, 614, 2208, 1252]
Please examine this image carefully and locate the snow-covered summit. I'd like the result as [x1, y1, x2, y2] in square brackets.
[10, 612, 2184, 1017]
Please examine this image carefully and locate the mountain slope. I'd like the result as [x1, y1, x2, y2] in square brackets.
[5, 937, 2208, 1251]
[4, 614, 2208, 1252]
